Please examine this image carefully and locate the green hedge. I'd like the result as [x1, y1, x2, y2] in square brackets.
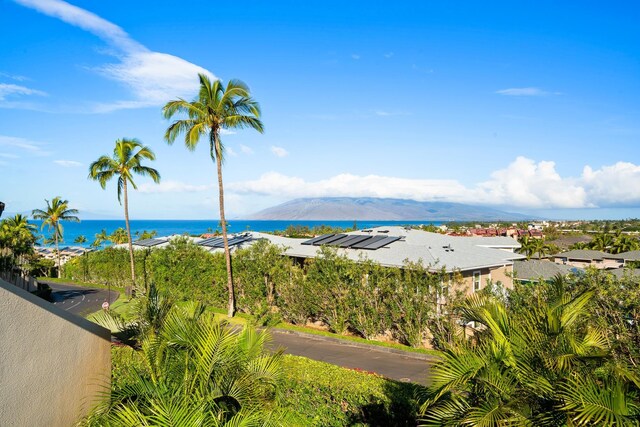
[281, 355, 424, 426]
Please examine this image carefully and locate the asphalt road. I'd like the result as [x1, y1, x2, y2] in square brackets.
[41, 280, 120, 317]
[269, 330, 431, 385]
[39, 281, 430, 384]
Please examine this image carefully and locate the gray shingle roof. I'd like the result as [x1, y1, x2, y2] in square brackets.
[251, 226, 524, 272]
[610, 250, 640, 261]
[553, 250, 608, 261]
[607, 268, 640, 279]
[513, 260, 581, 281]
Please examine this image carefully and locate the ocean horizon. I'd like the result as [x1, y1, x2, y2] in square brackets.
[30, 219, 439, 248]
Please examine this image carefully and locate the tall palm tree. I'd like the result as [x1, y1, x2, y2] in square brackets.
[91, 229, 109, 249]
[163, 73, 264, 317]
[89, 139, 160, 289]
[32, 197, 80, 278]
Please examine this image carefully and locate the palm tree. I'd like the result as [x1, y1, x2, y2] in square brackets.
[74, 235, 87, 245]
[163, 73, 264, 317]
[32, 197, 79, 278]
[91, 229, 109, 249]
[419, 277, 640, 426]
[0, 214, 37, 270]
[85, 301, 288, 425]
[108, 227, 129, 245]
[89, 139, 160, 289]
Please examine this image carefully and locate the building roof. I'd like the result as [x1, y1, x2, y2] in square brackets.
[607, 268, 640, 279]
[553, 249, 608, 261]
[513, 259, 581, 282]
[608, 250, 640, 261]
[251, 226, 524, 272]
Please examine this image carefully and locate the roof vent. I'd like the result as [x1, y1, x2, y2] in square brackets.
[378, 230, 389, 234]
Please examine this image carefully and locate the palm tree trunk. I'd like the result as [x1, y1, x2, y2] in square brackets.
[55, 223, 60, 278]
[123, 180, 136, 289]
[213, 132, 235, 317]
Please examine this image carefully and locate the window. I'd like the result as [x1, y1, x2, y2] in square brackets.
[473, 271, 481, 292]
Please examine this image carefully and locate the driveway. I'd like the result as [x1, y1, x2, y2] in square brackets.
[40, 280, 120, 317]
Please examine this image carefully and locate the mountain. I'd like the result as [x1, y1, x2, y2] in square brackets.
[247, 197, 532, 221]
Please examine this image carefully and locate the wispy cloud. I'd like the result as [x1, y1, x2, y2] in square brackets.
[270, 146, 289, 157]
[240, 144, 254, 155]
[0, 135, 51, 156]
[226, 147, 237, 157]
[54, 159, 82, 167]
[374, 110, 410, 117]
[351, 54, 361, 60]
[228, 157, 640, 209]
[138, 180, 211, 193]
[0, 72, 29, 81]
[13, 0, 214, 112]
[384, 52, 394, 58]
[0, 83, 47, 101]
[0, 153, 19, 159]
[496, 87, 558, 97]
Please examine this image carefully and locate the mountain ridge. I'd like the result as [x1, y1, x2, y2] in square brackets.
[248, 197, 532, 221]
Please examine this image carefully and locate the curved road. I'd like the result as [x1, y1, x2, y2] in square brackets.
[40, 281, 430, 384]
[40, 280, 120, 317]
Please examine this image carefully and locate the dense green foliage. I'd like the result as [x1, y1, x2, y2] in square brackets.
[84, 304, 289, 426]
[106, 347, 425, 426]
[420, 275, 640, 426]
[0, 214, 37, 271]
[64, 238, 460, 347]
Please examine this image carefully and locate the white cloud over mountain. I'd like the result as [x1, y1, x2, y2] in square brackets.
[13, 0, 214, 112]
[227, 157, 640, 209]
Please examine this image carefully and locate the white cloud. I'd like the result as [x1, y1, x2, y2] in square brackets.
[240, 144, 254, 155]
[0, 83, 47, 101]
[0, 153, 19, 159]
[496, 87, 556, 96]
[54, 159, 82, 167]
[138, 180, 212, 194]
[220, 129, 236, 135]
[228, 157, 640, 209]
[351, 54, 361, 60]
[13, 0, 214, 112]
[0, 135, 51, 156]
[226, 147, 237, 157]
[270, 146, 289, 157]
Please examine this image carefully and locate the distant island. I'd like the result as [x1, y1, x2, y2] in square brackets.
[247, 197, 532, 221]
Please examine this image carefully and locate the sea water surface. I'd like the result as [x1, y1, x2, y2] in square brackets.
[31, 219, 439, 248]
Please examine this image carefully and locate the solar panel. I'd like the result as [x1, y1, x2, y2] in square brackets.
[314, 234, 347, 245]
[337, 235, 371, 248]
[199, 237, 224, 247]
[360, 236, 401, 250]
[350, 235, 387, 249]
[134, 238, 166, 247]
[301, 234, 335, 245]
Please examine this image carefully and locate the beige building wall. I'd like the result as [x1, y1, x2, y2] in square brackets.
[459, 265, 514, 295]
[0, 279, 111, 427]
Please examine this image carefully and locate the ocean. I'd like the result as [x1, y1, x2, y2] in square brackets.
[30, 219, 439, 248]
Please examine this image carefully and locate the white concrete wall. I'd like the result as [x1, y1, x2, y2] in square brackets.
[0, 279, 111, 426]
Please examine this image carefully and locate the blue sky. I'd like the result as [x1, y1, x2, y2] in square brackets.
[1, 0, 639, 219]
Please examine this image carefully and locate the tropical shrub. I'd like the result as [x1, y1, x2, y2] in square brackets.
[420, 277, 640, 426]
[83, 305, 290, 426]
